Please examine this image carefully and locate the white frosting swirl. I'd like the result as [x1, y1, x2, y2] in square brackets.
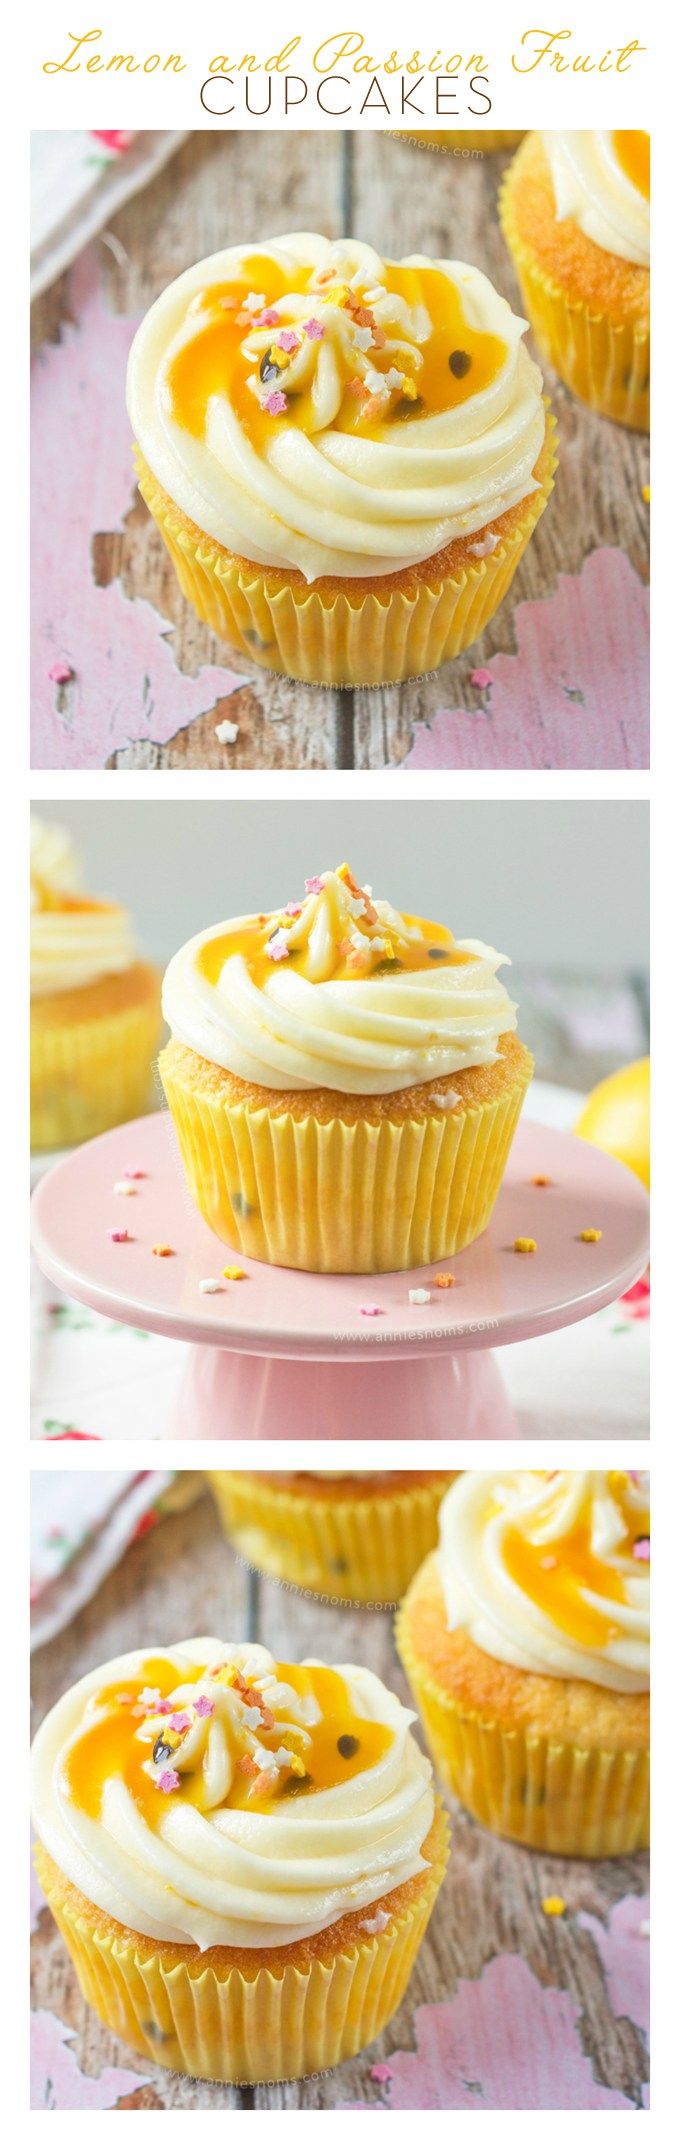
[162, 869, 517, 1095]
[543, 133, 650, 267]
[127, 233, 546, 581]
[439, 1471, 650, 1693]
[30, 813, 136, 999]
[30, 1639, 433, 1950]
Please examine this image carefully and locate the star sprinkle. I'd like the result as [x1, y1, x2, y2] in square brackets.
[532, 1174, 552, 1188]
[284, 901, 303, 916]
[155, 1767, 181, 1793]
[223, 1266, 246, 1280]
[277, 328, 300, 353]
[244, 291, 266, 312]
[542, 1895, 567, 1917]
[303, 316, 324, 339]
[580, 1228, 602, 1243]
[433, 1273, 456, 1288]
[264, 389, 287, 416]
[409, 1288, 431, 1305]
[360, 1303, 383, 1317]
[122, 1167, 145, 1179]
[48, 659, 73, 684]
[113, 1180, 136, 1197]
[633, 1537, 650, 1561]
[199, 1278, 222, 1294]
[305, 875, 325, 895]
[168, 1712, 192, 1732]
[214, 718, 239, 745]
[514, 1237, 537, 1253]
[194, 1695, 215, 1718]
[108, 1228, 129, 1243]
[152, 1244, 174, 1257]
[266, 928, 290, 961]
[255, 307, 280, 327]
[470, 666, 493, 688]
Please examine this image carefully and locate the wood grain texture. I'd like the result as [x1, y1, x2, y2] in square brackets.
[31, 132, 648, 771]
[31, 1492, 649, 2110]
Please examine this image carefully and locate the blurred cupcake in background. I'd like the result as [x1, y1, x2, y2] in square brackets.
[500, 131, 650, 429]
[209, 1470, 457, 1604]
[397, 1468, 650, 1857]
[30, 815, 162, 1151]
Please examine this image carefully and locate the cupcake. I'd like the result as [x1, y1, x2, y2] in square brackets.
[500, 131, 649, 430]
[397, 1470, 650, 1857]
[400, 133, 524, 154]
[127, 233, 556, 686]
[30, 816, 162, 1151]
[31, 1638, 447, 2084]
[209, 1471, 457, 1605]
[158, 864, 533, 1274]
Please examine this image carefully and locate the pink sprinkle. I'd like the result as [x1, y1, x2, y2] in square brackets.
[156, 1767, 181, 1793]
[470, 666, 493, 689]
[304, 317, 325, 340]
[371, 2064, 392, 2084]
[277, 328, 300, 353]
[633, 1538, 650, 1560]
[108, 1228, 129, 1243]
[284, 901, 303, 916]
[304, 875, 325, 895]
[629, 1470, 640, 1483]
[255, 307, 280, 327]
[194, 1695, 215, 1718]
[115, 1692, 134, 1705]
[122, 1167, 145, 1179]
[264, 389, 287, 416]
[266, 929, 290, 962]
[48, 660, 73, 685]
[360, 1304, 383, 1317]
[169, 1711, 192, 1731]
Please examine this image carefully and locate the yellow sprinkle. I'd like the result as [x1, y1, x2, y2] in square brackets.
[400, 376, 418, 400]
[223, 1265, 247, 1280]
[514, 1237, 537, 1254]
[580, 1229, 602, 1243]
[152, 1243, 173, 1257]
[269, 344, 290, 370]
[290, 1752, 306, 1777]
[542, 1895, 567, 1918]
[642, 483, 650, 503]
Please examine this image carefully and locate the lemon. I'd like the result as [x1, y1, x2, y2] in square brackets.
[574, 1058, 649, 1189]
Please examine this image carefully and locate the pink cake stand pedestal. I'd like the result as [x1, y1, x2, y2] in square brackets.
[30, 1112, 649, 1442]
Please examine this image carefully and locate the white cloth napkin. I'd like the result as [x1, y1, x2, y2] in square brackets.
[31, 130, 186, 299]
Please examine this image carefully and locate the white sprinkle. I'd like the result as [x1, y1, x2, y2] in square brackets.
[215, 718, 239, 745]
[383, 367, 405, 391]
[431, 1093, 462, 1112]
[353, 324, 374, 352]
[364, 364, 388, 396]
[638, 1919, 650, 1938]
[468, 531, 500, 559]
[409, 1288, 431, 1306]
[244, 290, 266, 312]
[360, 1908, 390, 1934]
[199, 1278, 222, 1295]
[113, 1180, 137, 1196]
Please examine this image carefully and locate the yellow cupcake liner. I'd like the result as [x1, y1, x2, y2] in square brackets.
[135, 422, 556, 688]
[396, 1608, 649, 1858]
[499, 167, 649, 432]
[209, 1471, 454, 1604]
[400, 131, 524, 154]
[31, 997, 161, 1151]
[159, 1046, 533, 1273]
[35, 1811, 448, 2084]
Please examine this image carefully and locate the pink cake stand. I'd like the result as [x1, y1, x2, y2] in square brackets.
[30, 1112, 649, 1442]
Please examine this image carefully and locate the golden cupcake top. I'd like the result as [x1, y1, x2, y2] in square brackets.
[542, 132, 650, 267]
[162, 865, 518, 1095]
[439, 1470, 650, 1692]
[128, 233, 546, 581]
[30, 814, 136, 999]
[30, 1639, 434, 1950]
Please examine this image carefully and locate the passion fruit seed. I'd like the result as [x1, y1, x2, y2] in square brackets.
[153, 1735, 173, 1765]
[428, 947, 449, 959]
[449, 349, 472, 378]
[259, 348, 282, 384]
[392, 394, 424, 420]
[337, 1734, 360, 1759]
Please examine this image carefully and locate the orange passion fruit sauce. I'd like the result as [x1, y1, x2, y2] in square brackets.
[500, 1472, 648, 1649]
[165, 253, 507, 453]
[63, 1657, 393, 1832]
[612, 131, 650, 201]
[197, 868, 474, 989]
